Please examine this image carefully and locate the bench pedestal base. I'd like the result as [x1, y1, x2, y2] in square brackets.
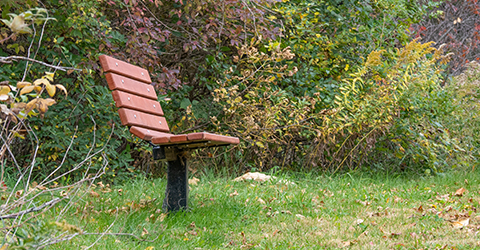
[163, 154, 188, 212]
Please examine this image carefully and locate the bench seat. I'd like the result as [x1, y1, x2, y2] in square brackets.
[130, 126, 239, 147]
[99, 54, 239, 212]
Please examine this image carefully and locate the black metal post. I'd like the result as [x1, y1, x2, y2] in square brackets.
[163, 153, 188, 212]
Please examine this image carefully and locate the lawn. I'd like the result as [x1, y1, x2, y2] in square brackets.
[6, 169, 474, 249]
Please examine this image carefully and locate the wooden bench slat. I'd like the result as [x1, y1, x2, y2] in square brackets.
[150, 132, 239, 146]
[99, 55, 152, 83]
[130, 126, 173, 141]
[118, 108, 170, 132]
[112, 90, 164, 116]
[187, 132, 240, 144]
[106, 73, 157, 100]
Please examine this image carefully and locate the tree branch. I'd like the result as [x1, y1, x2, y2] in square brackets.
[0, 198, 62, 220]
[0, 56, 81, 72]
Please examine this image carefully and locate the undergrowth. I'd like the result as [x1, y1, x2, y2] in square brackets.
[2, 169, 480, 249]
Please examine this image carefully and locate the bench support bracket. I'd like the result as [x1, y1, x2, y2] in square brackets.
[163, 150, 188, 212]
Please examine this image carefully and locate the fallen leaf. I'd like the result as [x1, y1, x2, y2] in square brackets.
[410, 232, 419, 239]
[229, 190, 239, 197]
[356, 200, 370, 206]
[233, 172, 275, 182]
[258, 198, 266, 204]
[416, 205, 424, 213]
[158, 213, 167, 222]
[15, 189, 23, 198]
[141, 228, 149, 237]
[295, 214, 305, 219]
[354, 219, 364, 225]
[341, 241, 351, 248]
[450, 218, 470, 229]
[390, 232, 401, 238]
[189, 177, 200, 185]
[0, 181, 7, 191]
[90, 190, 100, 198]
[455, 187, 467, 196]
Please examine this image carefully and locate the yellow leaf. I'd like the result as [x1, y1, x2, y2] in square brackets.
[34, 78, 49, 86]
[37, 101, 47, 113]
[45, 82, 56, 97]
[10, 15, 32, 34]
[17, 81, 32, 88]
[44, 98, 56, 106]
[20, 85, 35, 95]
[256, 141, 265, 148]
[26, 98, 38, 112]
[56, 84, 67, 96]
[0, 86, 10, 95]
[13, 102, 26, 109]
[44, 72, 55, 82]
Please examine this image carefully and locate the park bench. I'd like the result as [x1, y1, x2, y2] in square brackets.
[99, 55, 239, 212]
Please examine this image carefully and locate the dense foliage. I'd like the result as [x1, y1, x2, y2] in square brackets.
[0, 0, 477, 185]
[4, 1, 480, 247]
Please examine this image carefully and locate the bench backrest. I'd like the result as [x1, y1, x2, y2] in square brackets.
[99, 55, 171, 139]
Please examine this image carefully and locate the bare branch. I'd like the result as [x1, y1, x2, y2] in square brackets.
[0, 198, 62, 220]
[0, 56, 81, 72]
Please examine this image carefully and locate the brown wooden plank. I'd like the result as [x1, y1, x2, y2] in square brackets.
[99, 55, 152, 83]
[130, 126, 173, 141]
[169, 134, 189, 143]
[151, 134, 188, 145]
[118, 108, 170, 132]
[112, 90, 164, 116]
[187, 132, 240, 144]
[106, 73, 157, 100]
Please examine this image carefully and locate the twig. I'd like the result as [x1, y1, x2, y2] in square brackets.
[0, 33, 15, 43]
[82, 232, 160, 242]
[0, 198, 62, 220]
[84, 207, 119, 249]
[0, 56, 81, 72]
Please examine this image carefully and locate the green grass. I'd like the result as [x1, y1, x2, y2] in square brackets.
[5, 169, 480, 249]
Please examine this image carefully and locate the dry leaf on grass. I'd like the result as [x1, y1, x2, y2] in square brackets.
[233, 172, 275, 182]
[15, 190, 23, 198]
[455, 187, 467, 196]
[341, 241, 352, 248]
[229, 190, 239, 197]
[0, 181, 7, 191]
[141, 228, 149, 237]
[89, 190, 100, 198]
[449, 218, 470, 229]
[356, 200, 370, 206]
[295, 214, 305, 219]
[189, 177, 200, 185]
[354, 219, 364, 225]
[416, 205, 424, 213]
